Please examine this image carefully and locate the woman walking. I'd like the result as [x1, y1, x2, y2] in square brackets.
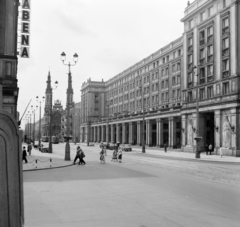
[117, 146, 122, 163]
[100, 148, 105, 164]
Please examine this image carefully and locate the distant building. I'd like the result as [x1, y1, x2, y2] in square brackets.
[80, 0, 240, 157]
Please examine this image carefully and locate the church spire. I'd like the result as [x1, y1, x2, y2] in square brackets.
[46, 70, 52, 93]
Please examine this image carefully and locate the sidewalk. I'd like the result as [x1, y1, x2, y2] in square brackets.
[22, 143, 240, 171]
[22, 145, 72, 171]
[130, 145, 240, 163]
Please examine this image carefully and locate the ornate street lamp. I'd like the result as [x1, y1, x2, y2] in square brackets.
[138, 86, 146, 153]
[36, 96, 45, 148]
[31, 105, 38, 147]
[193, 65, 201, 159]
[61, 52, 78, 161]
[48, 81, 58, 153]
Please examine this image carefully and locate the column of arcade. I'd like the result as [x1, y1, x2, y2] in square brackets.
[88, 117, 181, 148]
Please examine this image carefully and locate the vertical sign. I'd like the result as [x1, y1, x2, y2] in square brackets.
[20, 0, 31, 58]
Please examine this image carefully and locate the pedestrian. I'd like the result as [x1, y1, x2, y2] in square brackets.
[22, 146, 28, 163]
[73, 146, 81, 165]
[208, 143, 213, 155]
[117, 146, 122, 163]
[79, 149, 86, 165]
[164, 143, 168, 153]
[27, 143, 32, 156]
[205, 143, 209, 155]
[100, 148, 105, 163]
[104, 144, 107, 156]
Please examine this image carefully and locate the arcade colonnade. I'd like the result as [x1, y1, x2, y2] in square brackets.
[80, 107, 239, 156]
[80, 116, 182, 149]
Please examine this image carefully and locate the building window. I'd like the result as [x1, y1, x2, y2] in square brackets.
[165, 92, 168, 101]
[199, 88, 205, 100]
[207, 45, 213, 62]
[166, 56, 169, 62]
[207, 65, 213, 82]
[223, 0, 226, 8]
[208, 6, 213, 17]
[177, 89, 180, 97]
[188, 73, 193, 87]
[178, 49, 181, 56]
[162, 93, 165, 101]
[222, 17, 229, 35]
[222, 37, 229, 56]
[5, 62, 12, 76]
[200, 30, 205, 45]
[188, 91, 193, 102]
[222, 59, 229, 77]
[172, 64, 176, 73]
[200, 11, 205, 22]
[165, 68, 169, 76]
[188, 37, 193, 52]
[207, 86, 213, 98]
[172, 90, 176, 99]
[189, 19, 193, 29]
[199, 48, 205, 65]
[166, 79, 168, 88]
[162, 58, 165, 64]
[156, 72, 159, 79]
[207, 26, 213, 42]
[161, 81, 164, 88]
[173, 52, 176, 59]
[188, 54, 193, 70]
[177, 62, 181, 71]
[200, 68, 205, 84]
[161, 69, 164, 77]
[177, 75, 180, 84]
[222, 82, 229, 95]
[172, 77, 175, 86]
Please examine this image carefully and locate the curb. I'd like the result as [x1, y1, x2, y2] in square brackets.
[23, 163, 74, 172]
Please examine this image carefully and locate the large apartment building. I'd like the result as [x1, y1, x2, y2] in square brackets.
[80, 0, 240, 157]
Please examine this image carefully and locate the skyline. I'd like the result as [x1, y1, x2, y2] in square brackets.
[18, 0, 188, 129]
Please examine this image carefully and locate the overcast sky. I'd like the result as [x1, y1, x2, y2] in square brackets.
[18, 0, 189, 129]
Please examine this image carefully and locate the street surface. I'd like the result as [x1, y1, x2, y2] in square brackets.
[23, 143, 240, 227]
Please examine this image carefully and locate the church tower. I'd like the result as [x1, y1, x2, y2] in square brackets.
[43, 71, 52, 136]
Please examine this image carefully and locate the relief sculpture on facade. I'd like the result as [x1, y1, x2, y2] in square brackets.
[223, 116, 231, 148]
[187, 119, 193, 146]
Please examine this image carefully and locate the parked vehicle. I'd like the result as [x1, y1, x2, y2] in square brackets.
[106, 143, 116, 150]
[121, 144, 132, 152]
[52, 136, 59, 144]
[41, 136, 49, 142]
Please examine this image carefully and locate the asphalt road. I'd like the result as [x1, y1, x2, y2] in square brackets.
[23, 143, 240, 227]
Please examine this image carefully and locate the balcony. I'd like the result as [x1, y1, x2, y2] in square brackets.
[188, 82, 193, 88]
[199, 77, 205, 84]
[199, 58, 205, 65]
[222, 48, 229, 57]
[188, 63, 193, 71]
[207, 55, 213, 63]
[207, 35, 213, 43]
[222, 27, 229, 36]
[207, 75, 213, 82]
[188, 45, 193, 52]
[223, 70, 229, 78]
[199, 39, 205, 46]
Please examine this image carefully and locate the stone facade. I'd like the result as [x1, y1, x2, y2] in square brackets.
[80, 0, 240, 157]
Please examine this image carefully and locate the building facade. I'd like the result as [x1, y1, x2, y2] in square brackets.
[80, 0, 240, 157]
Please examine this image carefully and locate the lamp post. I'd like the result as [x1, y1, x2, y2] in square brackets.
[193, 65, 201, 159]
[36, 96, 45, 148]
[48, 81, 58, 153]
[61, 52, 78, 161]
[105, 100, 110, 143]
[31, 105, 38, 147]
[27, 111, 32, 142]
[138, 86, 146, 153]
